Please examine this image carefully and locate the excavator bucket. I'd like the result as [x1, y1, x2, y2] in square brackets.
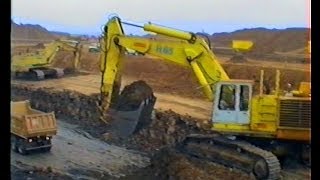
[104, 80, 157, 138]
[232, 40, 253, 52]
[107, 95, 156, 138]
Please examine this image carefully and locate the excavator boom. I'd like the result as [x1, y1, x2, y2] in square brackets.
[100, 16, 229, 111]
[99, 16, 231, 138]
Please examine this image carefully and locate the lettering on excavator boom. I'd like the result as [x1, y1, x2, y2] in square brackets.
[156, 45, 174, 55]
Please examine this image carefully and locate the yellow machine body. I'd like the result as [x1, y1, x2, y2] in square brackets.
[232, 40, 254, 52]
[100, 16, 311, 144]
[211, 71, 310, 142]
[11, 40, 81, 73]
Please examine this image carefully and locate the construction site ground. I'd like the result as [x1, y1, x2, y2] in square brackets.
[11, 45, 311, 179]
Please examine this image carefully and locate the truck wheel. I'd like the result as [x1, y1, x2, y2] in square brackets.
[17, 140, 28, 155]
[301, 145, 311, 167]
[17, 145, 27, 155]
[11, 137, 18, 152]
[43, 146, 52, 152]
[11, 143, 18, 152]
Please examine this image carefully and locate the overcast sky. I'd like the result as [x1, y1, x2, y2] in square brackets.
[11, 0, 310, 36]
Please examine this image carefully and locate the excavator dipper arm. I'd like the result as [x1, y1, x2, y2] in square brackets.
[99, 17, 157, 137]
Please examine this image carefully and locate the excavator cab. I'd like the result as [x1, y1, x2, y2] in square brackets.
[212, 80, 253, 125]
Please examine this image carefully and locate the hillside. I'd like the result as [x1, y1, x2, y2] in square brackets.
[11, 20, 309, 54]
[11, 20, 310, 63]
[210, 27, 310, 54]
[11, 20, 70, 40]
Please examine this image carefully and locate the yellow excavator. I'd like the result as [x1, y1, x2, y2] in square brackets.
[11, 39, 82, 80]
[99, 16, 310, 180]
[229, 40, 254, 63]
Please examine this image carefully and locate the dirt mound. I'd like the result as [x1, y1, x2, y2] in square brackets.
[65, 54, 310, 99]
[11, 82, 157, 139]
[125, 109, 211, 152]
[33, 43, 45, 49]
[12, 45, 42, 55]
[120, 110, 253, 180]
[123, 57, 309, 97]
[79, 50, 100, 71]
[223, 64, 310, 90]
[51, 51, 77, 70]
[228, 54, 248, 63]
[52, 46, 99, 72]
[121, 148, 254, 180]
[11, 85, 107, 138]
[122, 56, 206, 99]
[11, 83, 207, 148]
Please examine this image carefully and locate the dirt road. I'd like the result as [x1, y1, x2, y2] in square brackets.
[11, 120, 150, 179]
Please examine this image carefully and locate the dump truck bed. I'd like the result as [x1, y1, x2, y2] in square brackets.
[11, 101, 57, 139]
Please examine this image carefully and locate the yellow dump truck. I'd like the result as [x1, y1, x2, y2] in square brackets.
[11, 100, 57, 155]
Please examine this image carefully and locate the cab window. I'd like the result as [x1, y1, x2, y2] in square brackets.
[240, 85, 249, 111]
[218, 85, 236, 110]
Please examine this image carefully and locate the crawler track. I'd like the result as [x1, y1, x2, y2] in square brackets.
[180, 134, 281, 180]
[14, 68, 65, 81]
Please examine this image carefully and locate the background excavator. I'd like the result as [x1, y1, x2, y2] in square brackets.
[229, 40, 254, 63]
[98, 16, 310, 180]
[11, 39, 82, 80]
